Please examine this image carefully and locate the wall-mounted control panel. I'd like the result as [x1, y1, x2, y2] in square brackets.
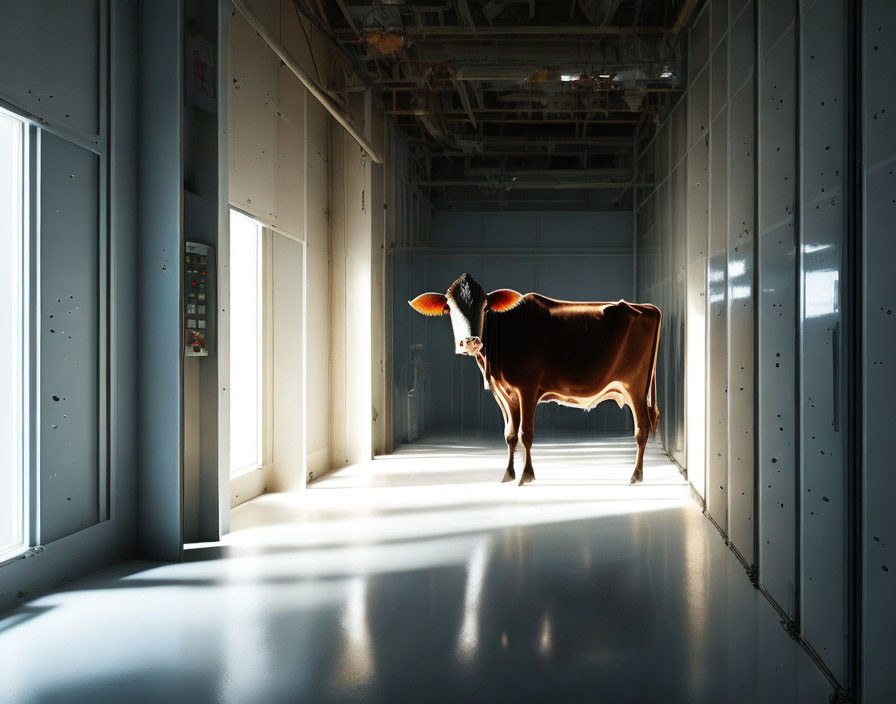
[184, 242, 214, 357]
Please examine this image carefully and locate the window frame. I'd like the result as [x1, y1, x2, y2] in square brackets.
[0, 105, 31, 563]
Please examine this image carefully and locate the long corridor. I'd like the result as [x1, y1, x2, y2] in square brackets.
[1, 438, 831, 703]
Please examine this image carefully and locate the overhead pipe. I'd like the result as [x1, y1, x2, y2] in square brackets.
[230, 0, 384, 163]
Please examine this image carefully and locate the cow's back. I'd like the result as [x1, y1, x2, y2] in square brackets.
[483, 295, 659, 396]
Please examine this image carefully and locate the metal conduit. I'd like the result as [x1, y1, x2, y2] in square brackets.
[230, 0, 384, 164]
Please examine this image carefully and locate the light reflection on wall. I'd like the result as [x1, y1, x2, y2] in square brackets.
[804, 269, 839, 318]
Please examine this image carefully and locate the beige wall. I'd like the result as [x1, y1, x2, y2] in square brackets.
[228, 1, 331, 491]
[229, 1, 393, 484]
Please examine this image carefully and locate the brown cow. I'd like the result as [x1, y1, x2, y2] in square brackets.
[409, 273, 661, 485]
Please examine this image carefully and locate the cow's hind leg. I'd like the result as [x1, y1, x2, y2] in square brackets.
[518, 392, 537, 486]
[630, 398, 649, 484]
[502, 396, 520, 483]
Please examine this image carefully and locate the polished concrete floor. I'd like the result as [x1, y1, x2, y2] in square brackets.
[1, 436, 832, 703]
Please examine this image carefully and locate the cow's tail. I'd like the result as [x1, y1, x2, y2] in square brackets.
[646, 307, 661, 435]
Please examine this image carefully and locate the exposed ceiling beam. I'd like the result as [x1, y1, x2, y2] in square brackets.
[451, 78, 478, 128]
[335, 25, 668, 38]
[413, 179, 632, 189]
[436, 117, 640, 124]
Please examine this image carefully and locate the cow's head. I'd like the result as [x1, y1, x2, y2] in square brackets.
[408, 273, 523, 355]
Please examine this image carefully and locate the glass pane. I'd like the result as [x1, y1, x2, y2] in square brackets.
[0, 109, 23, 553]
[229, 210, 261, 475]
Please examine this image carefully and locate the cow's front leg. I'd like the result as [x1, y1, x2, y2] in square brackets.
[518, 392, 537, 485]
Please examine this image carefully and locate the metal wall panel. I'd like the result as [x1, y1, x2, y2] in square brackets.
[862, 168, 896, 704]
[863, 1, 896, 700]
[669, 162, 688, 463]
[686, 123, 709, 498]
[800, 0, 849, 682]
[712, 0, 729, 48]
[707, 248, 729, 528]
[711, 41, 728, 120]
[757, 2, 798, 619]
[0, 1, 100, 137]
[727, 77, 756, 563]
[707, 108, 729, 529]
[689, 5, 712, 78]
[39, 133, 101, 543]
[729, 0, 756, 94]
[689, 69, 710, 152]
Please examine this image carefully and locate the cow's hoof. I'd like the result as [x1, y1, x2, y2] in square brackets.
[519, 470, 535, 486]
[502, 468, 516, 483]
[629, 474, 643, 485]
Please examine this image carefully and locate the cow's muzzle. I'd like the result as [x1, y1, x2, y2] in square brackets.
[458, 336, 482, 355]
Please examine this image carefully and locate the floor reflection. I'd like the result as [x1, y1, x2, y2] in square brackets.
[0, 436, 832, 703]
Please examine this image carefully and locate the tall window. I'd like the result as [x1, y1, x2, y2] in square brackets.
[0, 108, 25, 558]
[229, 210, 262, 476]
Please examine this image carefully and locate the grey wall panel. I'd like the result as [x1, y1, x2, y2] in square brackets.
[686, 124, 709, 499]
[428, 212, 483, 247]
[671, 100, 689, 170]
[712, 0, 729, 48]
[800, 0, 849, 682]
[539, 211, 633, 248]
[864, 2, 896, 173]
[863, 1, 896, 699]
[657, 125, 670, 186]
[482, 212, 536, 247]
[690, 5, 712, 80]
[707, 249, 728, 529]
[0, 1, 100, 137]
[862, 168, 896, 704]
[687, 139, 709, 262]
[707, 99, 729, 529]
[759, 0, 795, 57]
[758, 220, 798, 615]
[757, 31, 797, 234]
[669, 161, 688, 462]
[727, 78, 756, 563]
[729, 1, 755, 95]
[38, 133, 100, 543]
[711, 42, 729, 120]
[689, 69, 711, 152]
[757, 0, 798, 619]
[710, 111, 728, 252]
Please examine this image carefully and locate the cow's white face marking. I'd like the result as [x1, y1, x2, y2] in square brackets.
[447, 297, 485, 355]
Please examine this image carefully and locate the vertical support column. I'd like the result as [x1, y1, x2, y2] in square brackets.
[136, 0, 183, 561]
[862, 1, 896, 700]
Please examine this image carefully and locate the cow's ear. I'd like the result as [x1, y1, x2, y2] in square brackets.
[409, 292, 449, 316]
[486, 289, 523, 313]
